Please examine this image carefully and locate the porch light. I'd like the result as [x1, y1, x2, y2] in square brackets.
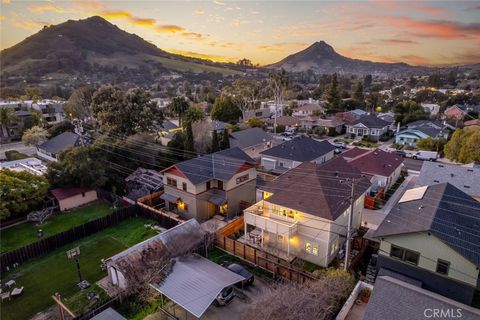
[177, 200, 186, 210]
[220, 203, 228, 214]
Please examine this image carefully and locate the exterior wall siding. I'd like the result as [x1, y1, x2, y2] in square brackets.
[58, 190, 98, 211]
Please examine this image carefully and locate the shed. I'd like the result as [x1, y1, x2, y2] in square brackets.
[50, 187, 97, 211]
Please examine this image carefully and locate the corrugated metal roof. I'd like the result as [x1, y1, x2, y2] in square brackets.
[151, 254, 244, 318]
[90, 308, 126, 320]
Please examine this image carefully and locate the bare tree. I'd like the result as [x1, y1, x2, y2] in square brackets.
[269, 69, 289, 134]
[242, 269, 354, 320]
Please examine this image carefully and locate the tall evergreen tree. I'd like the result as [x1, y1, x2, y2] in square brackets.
[325, 73, 341, 113]
[211, 130, 220, 153]
[353, 82, 365, 109]
[184, 122, 195, 153]
[220, 128, 230, 150]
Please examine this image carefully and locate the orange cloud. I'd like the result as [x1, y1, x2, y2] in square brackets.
[156, 25, 185, 33]
[258, 42, 309, 53]
[181, 31, 209, 40]
[2, 0, 11, 4]
[194, 9, 205, 15]
[378, 16, 480, 40]
[0, 15, 4, 21]
[412, 3, 448, 15]
[28, 3, 65, 14]
[100, 10, 132, 20]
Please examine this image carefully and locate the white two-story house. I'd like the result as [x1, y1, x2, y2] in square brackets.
[244, 158, 370, 267]
[161, 147, 257, 222]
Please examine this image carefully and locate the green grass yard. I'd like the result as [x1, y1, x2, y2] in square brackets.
[0, 217, 157, 320]
[1, 201, 113, 253]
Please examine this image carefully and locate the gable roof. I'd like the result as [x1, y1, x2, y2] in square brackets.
[259, 135, 335, 162]
[348, 148, 404, 177]
[158, 120, 178, 131]
[164, 147, 255, 185]
[262, 158, 370, 221]
[406, 120, 443, 137]
[417, 162, 480, 196]
[265, 116, 301, 127]
[229, 127, 273, 149]
[374, 183, 480, 266]
[51, 187, 91, 200]
[38, 132, 81, 154]
[363, 276, 480, 320]
[348, 114, 390, 128]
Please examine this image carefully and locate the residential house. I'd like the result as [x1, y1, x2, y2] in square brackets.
[51, 187, 98, 211]
[292, 103, 324, 118]
[361, 276, 480, 320]
[464, 119, 480, 128]
[377, 112, 396, 130]
[31, 99, 67, 124]
[301, 117, 345, 134]
[260, 136, 336, 173]
[161, 147, 257, 222]
[242, 107, 271, 121]
[395, 120, 449, 147]
[348, 149, 404, 193]
[228, 127, 273, 160]
[421, 103, 441, 116]
[373, 183, 480, 304]
[416, 162, 480, 201]
[342, 109, 367, 123]
[157, 120, 180, 146]
[0, 158, 47, 175]
[36, 132, 83, 161]
[444, 104, 466, 122]
[345, 114, 390, 141]
[264, 116, 300, 130]
[244, 158, 371, 267]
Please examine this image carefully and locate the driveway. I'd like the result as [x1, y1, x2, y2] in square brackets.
[146, 276, 271, 320]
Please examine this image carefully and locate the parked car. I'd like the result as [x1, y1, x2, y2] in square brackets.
[221, 262, 254, 287]
[215, 285, 235, 306]
[331, 141, 347, 149]
[392, 150, 407, 157]
[412, 151, 438, 161]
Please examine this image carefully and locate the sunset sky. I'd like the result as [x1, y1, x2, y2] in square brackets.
[1, 0, 479, 66]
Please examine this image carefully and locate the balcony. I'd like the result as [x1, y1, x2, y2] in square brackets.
[244, 202, 298, 238]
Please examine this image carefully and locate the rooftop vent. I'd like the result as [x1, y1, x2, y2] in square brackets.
[450, 173, 454, 177]
[464, 185, 470, 189]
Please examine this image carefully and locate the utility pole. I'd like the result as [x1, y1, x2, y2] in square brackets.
[344, 178, 356, 271]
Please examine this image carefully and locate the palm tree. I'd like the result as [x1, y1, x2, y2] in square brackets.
[0, 107, 18, 138]
[168, 96, 190, 127]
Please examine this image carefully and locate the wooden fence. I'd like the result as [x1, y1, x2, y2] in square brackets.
[0, 206, 139, 273]
[215, 234, 317, 283]
[218, 216, 245, 236]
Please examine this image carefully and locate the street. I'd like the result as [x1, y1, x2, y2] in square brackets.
[403, 158, 424, 172]
[0, 141, 36, 160]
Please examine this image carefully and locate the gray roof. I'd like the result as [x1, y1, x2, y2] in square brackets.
[406, 120, 444, 137]
[348, 114, 390, 128]
[363, 276, 480, 320]
[151, 254, 245, 318]
[90, 308, 126, 320]
[169, 147, 255, 185]
[159, 120, 178, 131]
[38, 132, 81, 154]
[229, 127, 272, 149]
[260, 136, 335, 162]
[417, 162, 480, 196]
[374, 183, 480, 266]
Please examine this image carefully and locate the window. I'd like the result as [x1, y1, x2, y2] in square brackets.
[81, 192, 86, 197]
[236, 174, 249, 184]
[255, 111, 262, 117]
[305, 242, 318, 255]
[287, 210, 295, 219]
[217, 180, 224, 190]
[277, 235, 283, 241]
[390, 245, 419, 265]
[182, 182, 187, 191]
[436, 259, 450, 275]
[167, 177, 177, 187]
[178, 201, 188, 212]
[206, 181, 211, 190]
[305, 242, 312, 253]
[280, 208, 287, 217]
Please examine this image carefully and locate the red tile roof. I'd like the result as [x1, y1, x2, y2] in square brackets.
[51, 187, 91, 200]
[348, 149, 403, 177]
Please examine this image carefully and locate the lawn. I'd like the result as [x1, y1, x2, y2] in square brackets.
[0, 217, 157, 320]
[1, 201, 113, 253]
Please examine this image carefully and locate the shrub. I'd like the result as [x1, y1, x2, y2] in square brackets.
[275, 124, 286, 133]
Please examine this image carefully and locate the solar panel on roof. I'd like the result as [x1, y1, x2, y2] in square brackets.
[398, 186, 428, 203]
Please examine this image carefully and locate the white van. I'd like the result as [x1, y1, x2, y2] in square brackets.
[412, 151, 438, 161]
